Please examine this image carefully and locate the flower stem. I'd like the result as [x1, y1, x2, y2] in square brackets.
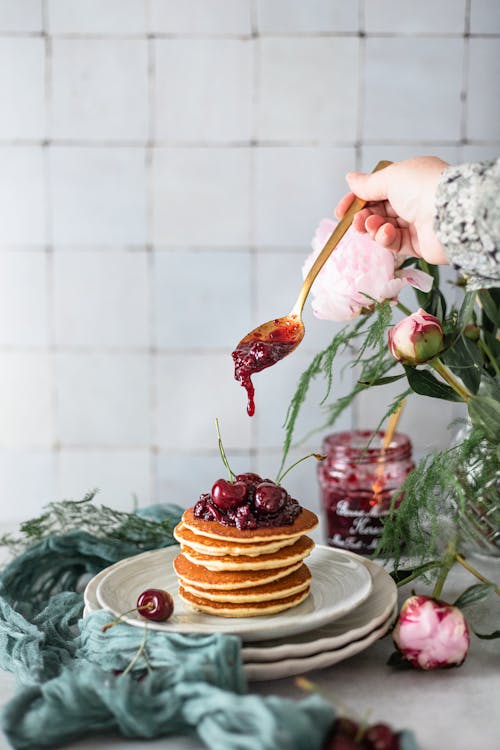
[394, 561, 441, 588]
[396, 302, 412, 316]
[430, 357, 472, 402]
[479, 339, 500, 375]
[455, 553, 500, 596]
[432, 540, 456, 599]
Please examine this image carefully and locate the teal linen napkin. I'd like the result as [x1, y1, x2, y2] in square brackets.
[0, 502, 335, 749]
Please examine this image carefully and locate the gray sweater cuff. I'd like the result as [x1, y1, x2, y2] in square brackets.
[434, 158, 500, 289]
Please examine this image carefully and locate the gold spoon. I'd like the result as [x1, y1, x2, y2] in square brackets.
[232, 160, 392, 416]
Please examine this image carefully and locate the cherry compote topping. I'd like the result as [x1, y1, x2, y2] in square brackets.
[194, 476, 301, 530]
[232, 318, 303, 416]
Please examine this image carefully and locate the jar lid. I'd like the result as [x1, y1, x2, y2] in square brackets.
[322, 430, 413, 462]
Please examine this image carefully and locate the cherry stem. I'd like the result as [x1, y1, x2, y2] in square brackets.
[101, 602, 153, 632]
[122, 623, 149, 677]
[275, 452, 326, 485]
[455, 553, 500, 596]
[215, 418, 236, 481]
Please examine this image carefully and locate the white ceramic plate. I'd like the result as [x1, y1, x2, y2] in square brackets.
[242, 553, 397, 661]
[95, 544, 373, 642]
[243, 611, 396, 681]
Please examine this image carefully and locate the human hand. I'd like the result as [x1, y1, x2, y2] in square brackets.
[335, 156, 450, 265]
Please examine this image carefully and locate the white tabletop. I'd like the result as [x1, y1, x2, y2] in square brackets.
[0, 541, 498, 750]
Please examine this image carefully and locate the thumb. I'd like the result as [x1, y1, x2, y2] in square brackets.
[345, 167, 390, 202]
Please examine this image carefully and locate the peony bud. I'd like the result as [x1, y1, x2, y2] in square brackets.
[388, 309, 443, 365]
[392, 595, 470, 670]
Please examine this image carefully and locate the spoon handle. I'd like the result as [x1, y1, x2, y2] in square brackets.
[292, 159, 393, 316]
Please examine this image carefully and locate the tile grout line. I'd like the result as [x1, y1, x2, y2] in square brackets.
[41, 0, 61, 485]
[145, 0, 158, 504]
[459, 0, 472, 154]
[248, 0, 259, 461]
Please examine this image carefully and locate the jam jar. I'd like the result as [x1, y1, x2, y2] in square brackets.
[318, 430, 415, 555]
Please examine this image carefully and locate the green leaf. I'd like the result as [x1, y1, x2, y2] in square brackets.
[474, 629, 500, 640]
[453, 583, 496, 610]
[404, 366, 463, 401]
[358, 374, 406, 387]
[478, 289, 500, 329]
[468, 394, 500, 442]
[455, 291, 476, 334]
[441, 335, 483, 394]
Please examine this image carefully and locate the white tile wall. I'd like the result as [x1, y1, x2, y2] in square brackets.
[0, 1, 42, 32]
[364, 1, 466, 34]
[47, 0, 146, 35]
[51, 39, 148, 141]
[0, 147, 46, 245]
[153, 249, 252, 348]
[254, 146, 356, 245]
[0, 1, 498, 522]
[0, 38, 45, 139]
[256, 0, 359, 34]
[49, 147, 147, 245]
[53, 250, 150, 347]
[0, 353, 53, 447]
[55, 352, 150, 446]
[152, 147, 251, 245]
[470, 0, 500, 34]
[148, 0, 252, 35]
[154, 39, 253, 143]
[363, 38, 464, 141]
[0, 252, 49, 347]
[257, 37, 359, 142]
[466, 39, 500, 141]
[58, 448, 152, 510]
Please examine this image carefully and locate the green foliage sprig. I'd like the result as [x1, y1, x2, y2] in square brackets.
[0, 491, 179, 557]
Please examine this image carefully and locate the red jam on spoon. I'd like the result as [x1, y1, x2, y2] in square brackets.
[232, 314, 304, 416]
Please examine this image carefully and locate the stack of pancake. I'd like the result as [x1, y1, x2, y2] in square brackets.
[173, 506, 318, 617]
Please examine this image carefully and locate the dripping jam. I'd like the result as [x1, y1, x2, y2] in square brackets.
[232, 317, 302, 416]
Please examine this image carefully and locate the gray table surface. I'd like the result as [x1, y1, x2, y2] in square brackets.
[0, 530, 498, 750]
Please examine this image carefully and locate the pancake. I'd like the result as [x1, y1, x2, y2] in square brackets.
[178, 584, 310, 618]
[180, 507, 318, 543]
[174, 522, 301, 557]
[178, 564, 311, 602]
[180, 535, 314, 571]
[173, 553, 304, 590]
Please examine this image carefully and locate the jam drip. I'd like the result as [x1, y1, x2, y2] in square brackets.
[232, 318, 302, 416]
[193, 473, 301, 530]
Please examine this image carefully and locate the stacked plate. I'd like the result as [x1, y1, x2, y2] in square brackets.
[84, 545, 397, 682]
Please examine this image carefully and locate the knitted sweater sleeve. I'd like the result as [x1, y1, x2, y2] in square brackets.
[434, 158, 500, 289]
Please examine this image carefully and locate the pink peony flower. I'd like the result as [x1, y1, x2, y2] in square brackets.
[303, 218, 433, 322]
[388, 308, 444, 365]
[392, 595, 470, 670]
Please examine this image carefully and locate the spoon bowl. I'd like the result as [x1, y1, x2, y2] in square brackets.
[232, 160, 392, 415]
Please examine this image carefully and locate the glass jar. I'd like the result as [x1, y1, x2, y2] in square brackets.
[318, 430, 415, 555]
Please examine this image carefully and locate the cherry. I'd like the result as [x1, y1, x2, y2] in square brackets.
[136, 588, 174, 622]
[211, 478, 247, 509]
[254, 481, 288, 514]
[362, 724, 398, 750]
[102, 588, 174, 632]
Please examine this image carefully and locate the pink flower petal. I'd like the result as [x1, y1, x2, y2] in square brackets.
[396, 267, 434, 292]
